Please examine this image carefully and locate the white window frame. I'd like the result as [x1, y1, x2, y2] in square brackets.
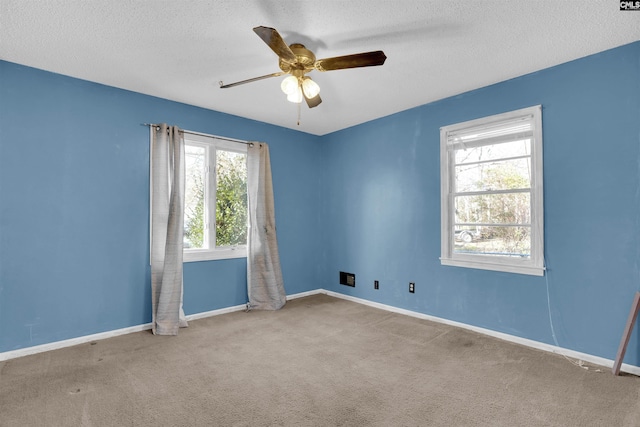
[182, 133, 247, 262]
[440, 105, 544, 276]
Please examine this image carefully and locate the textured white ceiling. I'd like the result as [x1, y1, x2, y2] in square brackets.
[1, 1, 639, 135]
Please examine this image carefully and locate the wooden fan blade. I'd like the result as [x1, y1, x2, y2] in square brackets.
[219, 72, 284, 89]
[304, 93, 322, 108]
[315, 51, 387, 72]
[253, 26, 297, 63]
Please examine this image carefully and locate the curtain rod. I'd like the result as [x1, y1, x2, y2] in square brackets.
[143, 123, 255, 146]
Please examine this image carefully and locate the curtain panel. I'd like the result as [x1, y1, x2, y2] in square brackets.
[150, 124, 188, 335]
[246, 143, 286, 310]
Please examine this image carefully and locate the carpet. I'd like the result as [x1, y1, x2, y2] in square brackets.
[1, 294, 639, 426]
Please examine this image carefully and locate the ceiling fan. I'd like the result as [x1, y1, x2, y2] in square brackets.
[219, 26, 387, 108]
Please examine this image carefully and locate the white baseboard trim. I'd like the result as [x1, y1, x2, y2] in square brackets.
[184, 303, 247, 321]
[0, 323, 153, 362]
[186, 289, 324, 321]
[287, 289, 325, 300]
[0, 289, 326, 363]
[323, 290, 640, 377]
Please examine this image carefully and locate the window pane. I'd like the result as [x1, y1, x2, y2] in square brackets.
[455, 157, 531, 193]
[453, 226, 531, 258]
[184, 145, 206, 249]
[216, 150, 247, 247]
[454, 192, 530, 225]
[454, 138, 531, 165]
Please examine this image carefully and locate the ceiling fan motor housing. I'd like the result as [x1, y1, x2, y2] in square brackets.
[279, 43, 316, 75]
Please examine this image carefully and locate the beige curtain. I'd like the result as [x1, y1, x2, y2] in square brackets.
[246, 143, 286, 310]
[150, 124, 188, 334]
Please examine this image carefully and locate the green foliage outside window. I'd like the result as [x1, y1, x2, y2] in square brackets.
[183, 149, 247, 249]
[215, 151, 247, 246]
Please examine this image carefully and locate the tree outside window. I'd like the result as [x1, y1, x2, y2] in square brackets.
[182, 135, 248, 262]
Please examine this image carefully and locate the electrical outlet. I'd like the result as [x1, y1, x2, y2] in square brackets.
[374, 280, 379, 290]
[409, 282, 415, 293]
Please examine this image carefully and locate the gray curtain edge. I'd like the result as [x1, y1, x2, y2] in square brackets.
[246, 142, 286, 310]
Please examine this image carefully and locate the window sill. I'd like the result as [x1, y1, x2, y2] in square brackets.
[184, 247, 247, 263]
[440, 258, 544, 276]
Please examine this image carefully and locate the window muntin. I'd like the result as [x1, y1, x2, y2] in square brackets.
[440, 106, 544, 276]
[183, 133, 247, 262]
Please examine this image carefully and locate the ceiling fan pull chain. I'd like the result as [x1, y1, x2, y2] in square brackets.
[297, 101, 302, 126]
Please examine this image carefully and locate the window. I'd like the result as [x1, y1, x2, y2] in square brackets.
[440, 105, 544, 276]
[183, 133, 247, 262]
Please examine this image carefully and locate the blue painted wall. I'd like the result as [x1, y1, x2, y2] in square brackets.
[2, 41, 640, 367]
[0, 61, 322, 352]
[320, 41, 640, 365]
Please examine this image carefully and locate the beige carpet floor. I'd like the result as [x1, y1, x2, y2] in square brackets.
[1, 293, 640, 426]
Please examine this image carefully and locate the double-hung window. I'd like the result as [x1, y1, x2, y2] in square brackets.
[440, 105, 544, 276]
[183, 133, 247, 262]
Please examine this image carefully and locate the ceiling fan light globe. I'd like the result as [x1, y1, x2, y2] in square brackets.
[302, 78, 320, 98]
[287, 87, 303, 103]
[280, 76, 299, 95]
